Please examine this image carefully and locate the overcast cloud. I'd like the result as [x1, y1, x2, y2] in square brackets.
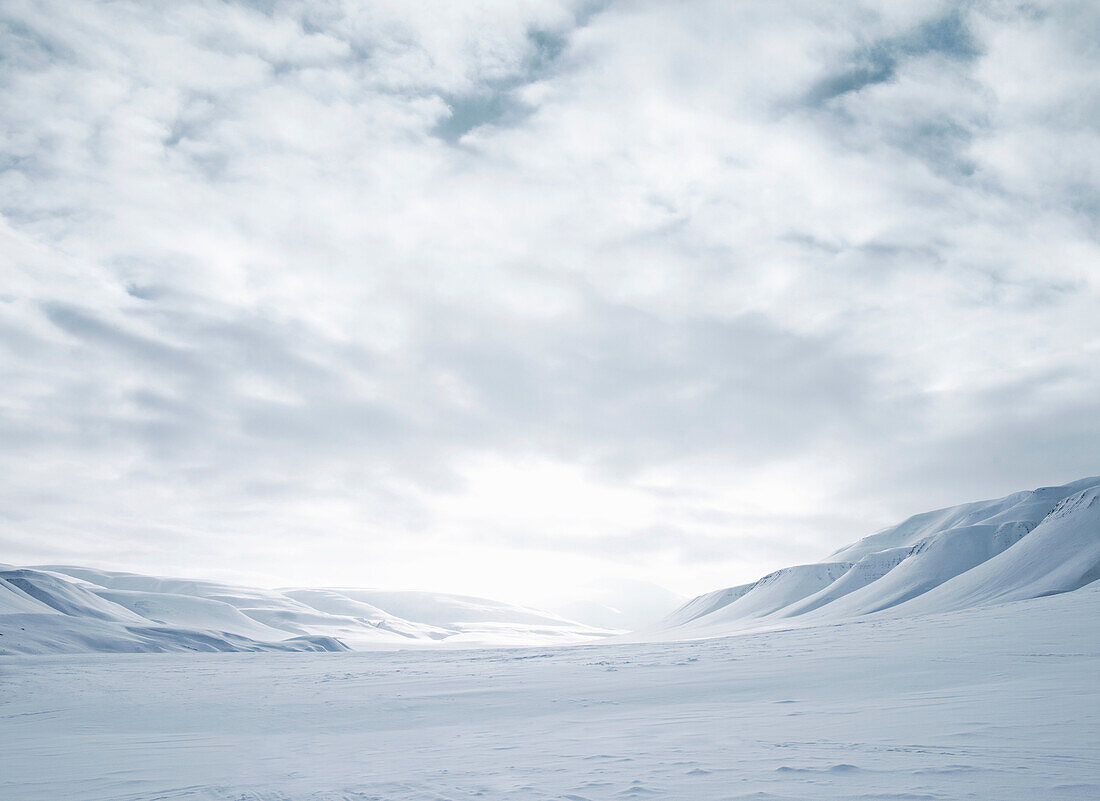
[1, 0, 1098, 606]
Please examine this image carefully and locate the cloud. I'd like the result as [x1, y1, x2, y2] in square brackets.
[806, 8, 980, 106]
[0, 0, 1097, 604]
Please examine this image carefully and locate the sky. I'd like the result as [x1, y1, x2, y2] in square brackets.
[1, 0, 1098, 613]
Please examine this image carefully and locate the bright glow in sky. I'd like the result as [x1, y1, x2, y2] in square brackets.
[1, 0, 1098, 613]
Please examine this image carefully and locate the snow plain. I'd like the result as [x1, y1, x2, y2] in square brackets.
[1, 585, 1097, 801]
[2, 476, 1098, 799]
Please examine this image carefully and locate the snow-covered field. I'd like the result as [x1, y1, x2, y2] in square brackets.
[2, 477, 1098, 799]
[2, 585, 1098, 801]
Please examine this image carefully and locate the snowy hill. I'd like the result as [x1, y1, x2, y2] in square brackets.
[6, 477, 1098, 653]
[0, 566, 611, 654]
[654, 476, 1100, 638]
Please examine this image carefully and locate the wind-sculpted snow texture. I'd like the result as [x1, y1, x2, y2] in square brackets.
[653, 476, 1100, 638]
[1, 587, 1097, 800]
[0, 566, 610, 654]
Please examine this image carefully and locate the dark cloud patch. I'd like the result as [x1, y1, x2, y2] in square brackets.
[42, 302, 203, 375]
[1067, 183, 1100, 230]
[899, 119, 977, 177]
[433, 91, 524, 143]
[124, 284, 163, 300]
[808, 50, 896, 106]
[0, 14, 72, 65]
[796, 9, 990, 183]
[432, 26, 576, 142]
[807, 10, 979, 105]
[908, 11, 980, 61]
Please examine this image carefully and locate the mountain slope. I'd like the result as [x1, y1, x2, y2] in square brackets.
[896, 484, 1100, 614]
[7, 476, 1097, 652]
[656, 476, 1100, 638]
[0, 567, 610, 654]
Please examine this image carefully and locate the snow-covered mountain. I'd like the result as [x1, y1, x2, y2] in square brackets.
[652, 476, 1100, 638]
[0, 566, 611, 654]
[5, 476, 1098, 653]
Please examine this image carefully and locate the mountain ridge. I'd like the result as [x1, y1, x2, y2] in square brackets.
[5, 476, 1098, 653]
[651, 476, 1100, 638]
[0, 565, 611, 654]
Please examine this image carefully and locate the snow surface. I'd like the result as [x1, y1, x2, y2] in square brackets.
[1, 586, 1097, 800]
[1, 477, 1098, 798]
